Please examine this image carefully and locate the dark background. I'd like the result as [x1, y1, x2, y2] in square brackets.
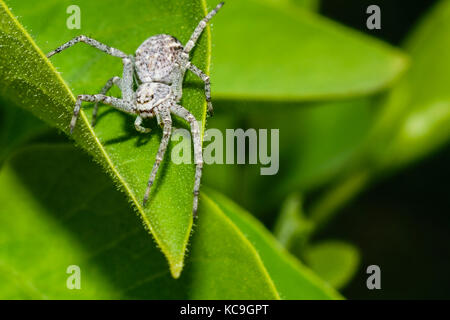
[317, 0, 449, 299]
[321, 0, 436, 44]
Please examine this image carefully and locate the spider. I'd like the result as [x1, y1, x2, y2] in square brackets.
[47, 2, 224, 217]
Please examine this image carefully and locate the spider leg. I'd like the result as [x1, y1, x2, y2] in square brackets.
[184, 2, 224, 54]
[70, 94, 136, 134]
[120, 56, 135, 101]
[134, 116, 151, 133]
[47, 35, 127, 58]
[156, 113, 163, 127]
[170, 104, 203, 218]
[92, 55, 135, 126]
[187, 63, 213, 116]
[92, 76, 121, 126]
[143, 108, 172, 206]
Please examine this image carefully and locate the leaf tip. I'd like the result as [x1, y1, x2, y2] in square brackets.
[169, 260, 184, 279]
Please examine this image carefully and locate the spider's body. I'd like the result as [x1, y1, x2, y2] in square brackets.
[47, 2, 224, 217]
[136, 82, 174, 114]
[135, 34, 189, 104]
[135, 35, 186, 82]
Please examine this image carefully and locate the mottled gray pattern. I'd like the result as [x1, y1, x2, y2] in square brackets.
[47, 2, 224, 217]
[135, 35, 185, 83]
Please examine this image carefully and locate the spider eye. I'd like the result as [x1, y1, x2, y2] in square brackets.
[139, 94, 154, 104]
[144, 94, 154, 103]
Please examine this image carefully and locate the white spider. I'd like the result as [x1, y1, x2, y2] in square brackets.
[47, 2, 224, 217]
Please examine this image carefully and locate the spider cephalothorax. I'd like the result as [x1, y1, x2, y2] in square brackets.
[47, 2, 224, 217]
[136, 83, 171, 111]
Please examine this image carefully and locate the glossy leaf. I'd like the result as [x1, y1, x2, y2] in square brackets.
[309, 0, 450, 228]
[207, 0, 407, 100]
[0, 0, 214, 277]
[370, 0, 450, 170]
[203, 98, 375, 214]
[205, 188, 342, 299]
[304, 241, 360, 290]
[0, 144, 340, 299]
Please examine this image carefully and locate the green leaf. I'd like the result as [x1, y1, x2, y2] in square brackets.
[273, 193, 314, 252]
[0, 0, 213, 277]
[370, 0, 450, 170]
[267, 0, 320, 11]
[203, 98, 375, 214]
[272, 196, 360, 290]
[0, 144, 340, 299]
[274, 98, 375, 193]
[292, 0, 320, 11]
[205, 188, 342, 299]
[308, 0, 450, 227]
[272, 0, 450, 228]
[207, 0, 407, 100]
[304, 241, 360, 290]
[0, 103, 47, 164]
[0, 145, 278, 299]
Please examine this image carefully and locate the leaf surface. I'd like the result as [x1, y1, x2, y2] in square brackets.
[202, 98, 375, 214]
[370, 0, 450, 170]
[308, 0, 450, 228]
[0, 103, 47, 164]
[207, 0, 407, 101]
[205, 188, 341, 299]
[0, 0, 213, 277]
[304, 241, 360, 289]
[0, 144, 338, 299]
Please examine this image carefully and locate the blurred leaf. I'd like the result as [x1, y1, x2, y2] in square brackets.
[273, 195, 360, 290]
[292, 0, 320, 11]
[275, 99, 375, 192]
[206, 188, 342, 299]
[207, 0, 407, 100]
[309, 0, 450, 228]
[304, 241, 360, 290]
[203, 98, 376, 215]
[0, 144, 341, 299]
[273, 193, 314, 251]
[0, 0, 213, 277]
[309, 169, 370, 228]
[0, 145, 279, 299]
[0, 103, 47, 164]
[371, 0, 450, 170]
[266, 0, 320, 11]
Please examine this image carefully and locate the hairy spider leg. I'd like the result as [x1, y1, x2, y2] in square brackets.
[135, 116, 151, 133]
[46, 36, 136, 127]
[184, 2, 224, 54]
[92, 76, 121, 126]
[70, 94, 136, 134]
[143, 107, 172, 206]
[183, 2, 224, 115]
[92, 56, 135, 126]
[46, 35, 127, 59]
[170, 104, 203, 217]
[187, 62, 213, 115]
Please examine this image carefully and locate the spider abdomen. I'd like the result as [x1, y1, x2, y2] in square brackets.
[135, 34, 186, 84]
